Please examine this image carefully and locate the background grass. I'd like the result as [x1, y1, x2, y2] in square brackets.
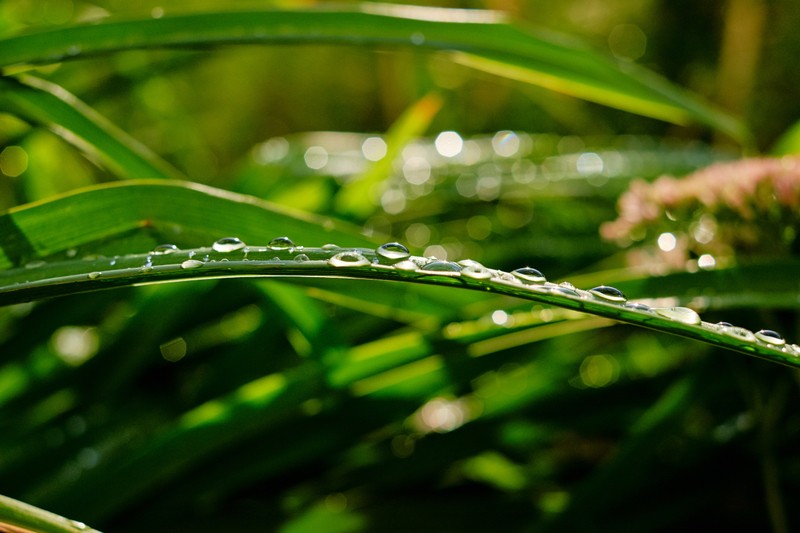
[2, 1, 800, 532]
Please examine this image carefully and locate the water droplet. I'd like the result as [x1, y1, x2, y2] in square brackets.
[181, 259, 204, 269]
[25, 260, 47, 269]
[141, 255, 154, 272]
[457, 259, 484, 269]
[551, 284, 580, 297]
[393, 260, 419, 271]
[625, 302, 651, 311]
[716, 322, 733, 327]
[461, 265, 493, 279]
[719, 325, 755, 341]
[330, 251, 370, 267]
[268, 236, 295, 250]
[322, 243, 340, 250]
[784, 344, 800, 357]
[87, 272, 101, 280]
[421, 261, 462, 272]
[589, 285, 627, 303]
[68, 520, 87, 530]
[294, 254, 310, 262]
[152, 244, 179, 255]
[212, 237, 246, 253]
[512, 267, 546, 284]
[755, 329, 785, 346]
[377, 242, 411, 262]
[654, 307, 701, 325]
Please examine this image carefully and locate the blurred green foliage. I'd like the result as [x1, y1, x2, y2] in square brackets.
[2, 1, 800, 532]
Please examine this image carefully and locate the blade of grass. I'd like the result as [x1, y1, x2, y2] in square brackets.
[1, 235, 798, 368]
[0, 493, 101, 533]
[0, 180, 373, 269]
[0, 5, 749, 143]
[0, 76, 184, 181]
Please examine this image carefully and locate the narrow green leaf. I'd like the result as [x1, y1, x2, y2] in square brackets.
[0, 5, 748, 142]
[0, 180, 372, 270]
[1, 234, 798, 368]
[0, 493, 101, 533]
[0, 76, 184, 180]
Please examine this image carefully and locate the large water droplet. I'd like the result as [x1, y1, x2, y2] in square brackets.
[512, 267, 546, 284]
[590, 285, 627, 303]
[181, 259, 204, 269]
[421, 261, 462, 272]
[330, 251, 370, 267]
[68, 520, 88, 531]
[654, 306, 701, 325]
[87, 272, 101, 280]
[377, 242, 411, 262]
[152, 243, 179, 255]
[268, 236, 295, 250]
[213, 237, 245, 253]
[755, 329, 785, 346]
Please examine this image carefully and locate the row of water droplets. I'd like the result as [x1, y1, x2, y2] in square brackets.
[83, 236, 799, 359]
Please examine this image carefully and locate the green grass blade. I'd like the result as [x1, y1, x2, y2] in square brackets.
[0, 5, 748, 142]
[0, 493, 101, 533]
[1, 234, 797, 367]
[0, 76, 184, 181]
[0, 180, 372, 270]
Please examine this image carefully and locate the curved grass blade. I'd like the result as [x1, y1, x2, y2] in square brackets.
[0, 76, 184, 181]
[0, 180, 372, 270]
[1, 239, 798, 368]
[0, 5, 748, 143]
[0, 493, 101, 533]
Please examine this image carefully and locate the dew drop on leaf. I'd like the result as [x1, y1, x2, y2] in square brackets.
[212, 237, 246, 253]
[625, 302, 651, 311]
[755, 329, 785, 346]
[461, 265, 493, 279]
[294, 254, 310, 262]
[654, 306, 701, 325]
[393, 260, 419, 271]
[589, 285, 627, 302]
[552, 284, 580, 297]
[152, 244, 179, 254]
[268, 236, 295, 250]
[422, 261, 462, 272]
[330, 251, 371, 267]
[784, 344, 800, 357]
[719, 325, 756, 341]
[511, 267, 546, 284]
[377, 242, 411, 262]
[87, 272, 101, 280]
[181, 259, 204, 269]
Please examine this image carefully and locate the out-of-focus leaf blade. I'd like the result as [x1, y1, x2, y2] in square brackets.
[0, 5, 748, 142]
[0, 493, 101, 533]
[0, 180, 373, 270]
[0, 76, 184, 181]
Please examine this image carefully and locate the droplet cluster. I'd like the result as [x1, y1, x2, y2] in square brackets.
[68, 235, 797, 361]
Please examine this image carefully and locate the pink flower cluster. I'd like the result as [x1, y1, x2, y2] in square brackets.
[601, 156, 800, 260]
